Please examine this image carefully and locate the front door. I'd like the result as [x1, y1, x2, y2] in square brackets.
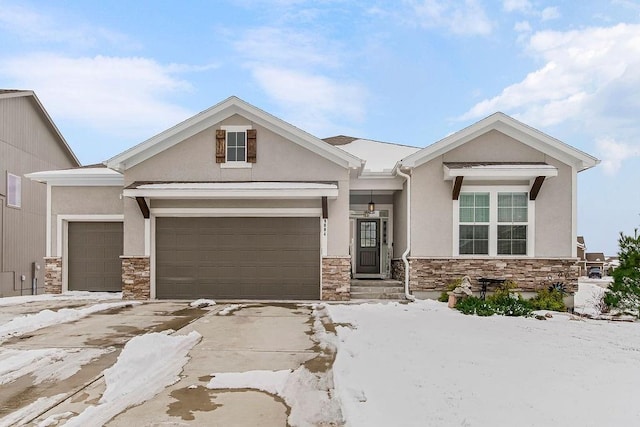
[356, 219, 380, 274]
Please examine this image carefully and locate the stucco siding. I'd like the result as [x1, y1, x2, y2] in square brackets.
[443, 130, 545, 163]
[410, 159, 453, 256]
[534, 158, 573, 256]
[123, 114, 351, 256]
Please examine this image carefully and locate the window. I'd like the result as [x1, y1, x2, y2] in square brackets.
[459, 193, 489, 255]
[360, 221, 377, 248]
[218, 125, 254, 167]
[456, 189, 531, 256]
[7, 173, 21, 208]
[497, 192, 528, 255]
[226, 131, 246, 162]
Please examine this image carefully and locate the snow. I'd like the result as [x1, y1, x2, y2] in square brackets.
[335, 139, 420, 173]
[0, 301, 139, 342]
[0, 394, 66, 427]
[217, 304, 245, 315]
[63, 331, 201, 427]
[0, 291, 122, 307]
[0, 348, 112, 385]
[574, 282, 608, 317]
[326, 298, 640, 427]
[190, 298, 216, 308]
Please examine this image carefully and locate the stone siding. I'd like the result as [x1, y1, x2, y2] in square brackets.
[391, 259, 405, 283]
[121, 256, 150, 300]
[322, 256, 351, 301]
[408, 257, 580, 293]
[44, 257, 62, 294]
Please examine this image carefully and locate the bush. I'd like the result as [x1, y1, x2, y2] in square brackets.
[604, 229, 640, 317]
[529, 288, 566, 312]
[438, 278, 463, 302]
[455, 296, 495, 316]
[455, 281, 533, 317]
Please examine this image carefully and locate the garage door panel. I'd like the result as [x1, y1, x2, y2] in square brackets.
[68, 222, 123, 292]
[156, 217, 320, 299]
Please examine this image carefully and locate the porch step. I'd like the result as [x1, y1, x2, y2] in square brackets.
[350, 279, 406, 300]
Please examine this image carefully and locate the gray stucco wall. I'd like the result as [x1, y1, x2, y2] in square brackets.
[123, 114, 351, 256]
[410, 130, 574, 258]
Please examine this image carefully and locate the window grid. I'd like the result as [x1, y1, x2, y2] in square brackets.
[226, 131, 246, 162]
[360, 222, 377, 248]
[459, 192, 490, 255]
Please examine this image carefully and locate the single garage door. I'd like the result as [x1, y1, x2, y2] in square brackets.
[156, 217, 320, 300]
[68, 222, 123, 292]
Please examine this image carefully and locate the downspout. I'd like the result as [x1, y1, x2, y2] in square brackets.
[395, 167, 416, 301]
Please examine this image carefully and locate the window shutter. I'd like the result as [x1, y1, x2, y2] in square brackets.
[216, 129, 226, 163]
[247, 129, 257, 163]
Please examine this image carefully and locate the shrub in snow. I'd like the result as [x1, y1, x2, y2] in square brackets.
[529, 288, 566, 312]
[604, 229, 640, 317]
[455, 281, 533, 317]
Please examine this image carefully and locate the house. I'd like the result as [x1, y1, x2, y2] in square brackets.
[27, 96, 599, 306]
[0, 90, 80, 297]
[577, 236, 587, 275]
[585, 252, 606, 276]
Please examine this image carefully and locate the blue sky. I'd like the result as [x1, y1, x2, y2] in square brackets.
[1, 0, 639, 254]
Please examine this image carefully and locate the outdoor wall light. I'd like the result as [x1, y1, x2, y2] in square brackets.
[368, 190, 375, 213]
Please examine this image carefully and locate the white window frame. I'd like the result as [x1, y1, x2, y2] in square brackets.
[453, 185, 535, 257]
[220, 125, 252, 169]
[7, 173, 21, 208]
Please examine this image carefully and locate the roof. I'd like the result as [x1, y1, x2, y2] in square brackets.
[0, 89, 80, 167]
[106, 96, 362, 171]
[25, 167, 123, 186]
[328, 137, 420, 174]
[400, 112, 599, 172]
[586, 252, 606, 262]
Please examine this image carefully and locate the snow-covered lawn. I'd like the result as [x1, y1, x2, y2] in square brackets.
[327, 288, 640, 426]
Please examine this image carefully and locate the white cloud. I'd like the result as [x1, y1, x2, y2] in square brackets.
[252, 66, 366, 134]
[0, 3, 137, 49]
[541, 6, 560, 21]
[514, 20, 532, 32]
[409, 0, 493, 36]
[460, 23, 640, 173]
[503, 0, 533, 13]
[597, 138, 640, 174]
[0, 53, 195, 139]
[233, 27, 367, 136]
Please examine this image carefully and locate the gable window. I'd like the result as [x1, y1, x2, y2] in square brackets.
[455, 187, 532, 256]
[7, 173, 21, 208]
[217, 125, 256, 167]
[226, 131, 246, 162]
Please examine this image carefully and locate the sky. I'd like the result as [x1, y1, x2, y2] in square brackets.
[1, 0, 639, 255]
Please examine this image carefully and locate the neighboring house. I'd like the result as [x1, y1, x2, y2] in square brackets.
[577, 236, 587, 275]
[27, 96, 599, 306]
[585, 252, 606, 276]
[0, 90, 80, 297]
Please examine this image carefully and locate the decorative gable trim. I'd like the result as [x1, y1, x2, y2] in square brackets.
[105, 96, 361, 171]
[400, 112, 599, 172]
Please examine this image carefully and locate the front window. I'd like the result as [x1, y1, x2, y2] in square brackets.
[459, 193, 489, 255]
[457, 189, 530, 256]
[7, 173, 21, 208]
[226, 131, 246, 162]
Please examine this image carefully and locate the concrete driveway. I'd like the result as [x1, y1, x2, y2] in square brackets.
[0, 300, 339, 426]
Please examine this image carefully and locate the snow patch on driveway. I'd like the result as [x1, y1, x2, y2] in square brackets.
[0, 291, 122, 307]
[0, 394, 66, 427]
[63, 331, 201, 427]
[0, 301, 140, 342]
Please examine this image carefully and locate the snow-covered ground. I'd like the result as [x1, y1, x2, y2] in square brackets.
[326, 283, 640, 427]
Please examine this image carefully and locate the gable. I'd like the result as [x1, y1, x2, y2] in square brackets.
[443, 130, 545, 163]
[106, 96, 361, 172]
[126, 113, 350, 183]
[401, 112, 598, 171]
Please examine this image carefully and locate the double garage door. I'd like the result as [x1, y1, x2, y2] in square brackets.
[155, 217, 320, 300]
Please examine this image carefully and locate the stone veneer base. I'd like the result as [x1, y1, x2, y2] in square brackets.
[44, 257, 62, 294]
[321, 256, 351, 301]
[397, 257, 579, 294]
[121, 256, 151, 300]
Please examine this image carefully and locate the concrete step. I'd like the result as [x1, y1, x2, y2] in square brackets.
[350, 292, 407, 300]
[350, 280, 403, 288]
[350, 286, 405, 293]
